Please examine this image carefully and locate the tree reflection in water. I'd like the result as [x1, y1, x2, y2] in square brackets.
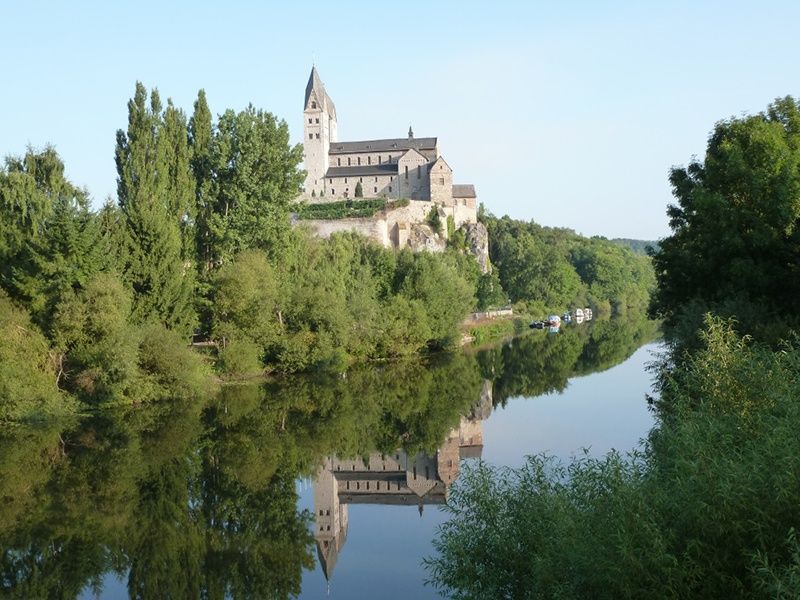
[0, 314, 657, 598]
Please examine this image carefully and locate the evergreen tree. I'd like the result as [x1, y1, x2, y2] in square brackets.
[354, 181, 363, 197]
[115, 82, 196, 333]
[188, 89, 214, 276]
[11, 192, 105, 333]
[0, 147, 105, 333]
[0, 147, 59, 292]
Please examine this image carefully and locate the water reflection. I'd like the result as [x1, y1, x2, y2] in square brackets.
[0, 314, 658, 599]
[313, 388, 492, 582]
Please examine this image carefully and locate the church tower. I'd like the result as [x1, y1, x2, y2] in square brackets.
[303, 66, 338, 199]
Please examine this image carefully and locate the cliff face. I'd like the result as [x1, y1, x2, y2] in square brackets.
[463, 222, 490, 274]
[295, 201, 489, 272]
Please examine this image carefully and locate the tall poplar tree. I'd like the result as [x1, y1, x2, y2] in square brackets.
[188, 89, 214, 276]
[115, 82, 196, 333]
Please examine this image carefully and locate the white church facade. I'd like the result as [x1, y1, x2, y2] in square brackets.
[301, 67, 478, 228]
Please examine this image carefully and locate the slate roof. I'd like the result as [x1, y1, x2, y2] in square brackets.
[328, 137, 438, 155]
[324, 164, 398, 178]
[305, 66, 337, 119]
[452, 184, 477, 198]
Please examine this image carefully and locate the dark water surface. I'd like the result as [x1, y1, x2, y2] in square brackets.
[0, 316, 660, 599]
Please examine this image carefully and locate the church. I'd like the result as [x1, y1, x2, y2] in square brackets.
[301, 67, 478, 227]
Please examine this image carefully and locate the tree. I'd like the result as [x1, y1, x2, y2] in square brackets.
[354, 181, 363, 197]
[206, 105, 305, 265]
[188, 89, 214, 277]
[0, 147, 106, 333]
[0, 291, 68, 421]
[651, 96, 800, 339]
[115, 82, 196, 333]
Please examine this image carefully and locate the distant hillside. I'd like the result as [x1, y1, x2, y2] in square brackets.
[610, 238, 659, 255]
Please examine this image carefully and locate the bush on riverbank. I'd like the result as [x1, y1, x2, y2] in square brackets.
[428, 318, 800, 599]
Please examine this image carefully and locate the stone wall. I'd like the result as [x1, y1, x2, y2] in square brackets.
[298, 216, 390, 247]
[429, 157, 453, 205]
[398, 149, 430, 200]
[322, 174, 397, 200]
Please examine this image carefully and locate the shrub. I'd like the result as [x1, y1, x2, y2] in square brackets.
[217, 338, 263, 377]
[138, 322, 211, 397]
[426, 205, 442, 234]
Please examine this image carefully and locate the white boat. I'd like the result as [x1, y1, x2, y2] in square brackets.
[584, 308, 593, 321]
[546, 315, 561, 326]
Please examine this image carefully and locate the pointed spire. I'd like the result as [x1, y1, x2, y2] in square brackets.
[408, 125, 414, 139]
[305, 66, 337, 119]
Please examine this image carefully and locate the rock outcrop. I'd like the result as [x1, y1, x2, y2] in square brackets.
[463, 221, 490, 274]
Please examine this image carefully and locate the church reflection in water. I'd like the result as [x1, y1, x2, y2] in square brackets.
[313, 382, 493, 581]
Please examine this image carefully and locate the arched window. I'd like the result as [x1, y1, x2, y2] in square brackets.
[357, 157, 361, 165]
[337, 158, 341, 166]
[312, 101, 317, 109]
[348, 157, 351, 166]
[417, 165, 421, 179]
[404, 166, 409, 180]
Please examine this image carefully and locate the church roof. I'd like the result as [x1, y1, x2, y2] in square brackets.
[329, 137, 437, 155]
[324, 164, 398, 178]
[452, 184, 477, 198]
[305, 66, 337, 119]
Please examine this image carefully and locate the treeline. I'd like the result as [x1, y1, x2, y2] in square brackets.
[428, 97, 800, 598]
[1, 80, 658, 421]
[484, 214, 655, 316]
[0, 82, 496, 420]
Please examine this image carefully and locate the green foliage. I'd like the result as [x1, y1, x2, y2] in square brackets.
[429, 318, 800, 599]
[52, 272, 140, 402]
[205, 231, 477, 373]
[486, 214, 654, 315]
[609, 237, 659, 255]
[426, 205, 442, 233]
[475, 270, 506, 310]
[212, 249, 282, 349]
[204, 105, 304, 263]
[398, 250, 475, 347]
[138, 322, 212, 398]
[0, 147, 107, 334]
[651, 96, 800, 343]
[446, 214, 455, 239]
[295, 198, 386, 220]
[0, 292, 70, 422]
[354, 181, 363, 197]
[115, 82, 196, 333]
[216, 338, 264, 377]
[375, 295, 431, 357]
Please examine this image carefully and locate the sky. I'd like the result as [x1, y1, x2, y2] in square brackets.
[2, 0, 799, 240]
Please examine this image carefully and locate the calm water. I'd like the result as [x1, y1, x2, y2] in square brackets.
[0, 316, 660, 599]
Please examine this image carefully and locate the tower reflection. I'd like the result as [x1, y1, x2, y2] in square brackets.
[313, 382, 492, 581]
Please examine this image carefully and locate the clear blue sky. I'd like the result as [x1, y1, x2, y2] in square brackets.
[2, 0, 798, 240]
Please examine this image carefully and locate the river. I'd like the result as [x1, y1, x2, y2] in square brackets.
[0, 315, 660, 599]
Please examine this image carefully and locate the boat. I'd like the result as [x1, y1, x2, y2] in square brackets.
[584, 308, 593, 321]
[529, 320, 545, 329]
[562, 312, 572, 324]
[547, 315, 561, 326]
[575, 308, 584, 319]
